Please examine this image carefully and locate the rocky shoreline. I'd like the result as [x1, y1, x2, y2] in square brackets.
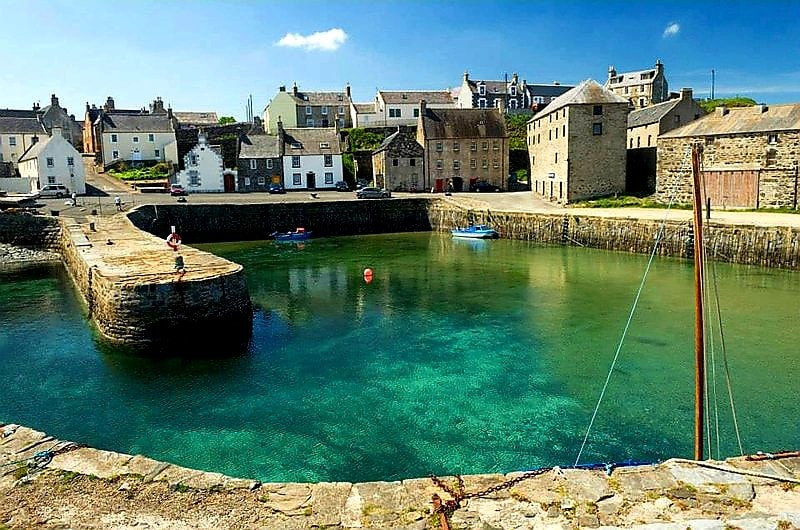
[1, 423, 799, 529]
[0, 242, 60, 266]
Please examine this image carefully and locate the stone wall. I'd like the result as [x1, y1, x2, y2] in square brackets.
[0, 211, 61, 249]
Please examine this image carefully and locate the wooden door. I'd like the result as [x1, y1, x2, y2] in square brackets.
[306, 172, 316, 189]
[703, 170, 758, 208]
[224, 173, 235, 192]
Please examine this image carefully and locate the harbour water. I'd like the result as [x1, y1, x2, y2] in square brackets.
[0, 233, 798, 483]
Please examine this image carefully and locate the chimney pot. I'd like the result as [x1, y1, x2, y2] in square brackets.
[51, 94, 59, 107]
[716, 106, 729, 116]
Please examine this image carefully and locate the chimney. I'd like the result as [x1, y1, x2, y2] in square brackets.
[105, 96, 115, 110]
[167, 106, 173, 119]
[32, 102, 40, 112]
[511, 73, 518, 85]
[277, 116, 285, 154]
[463, 70, 469, 82]
[150, 97, 166, 114]
[345, 83, 351, 99]
[51, 127, 62, 138]
[655, 59, 664, 74]
[51, 94, 59, 107]
[608, 65, 616, 80]
[716, 106, 729, 117]
[85, 102, 90, 112]
[292, 83, 298, 97]
[419, 99, 427, 117]
[680, 87, 693, 100]
[279, 85, 286, 92]
[756, 103, 769, 113]
[31, 135, 39, 145]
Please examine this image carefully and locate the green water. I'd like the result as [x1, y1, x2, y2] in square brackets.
[0, 234, 798, 483]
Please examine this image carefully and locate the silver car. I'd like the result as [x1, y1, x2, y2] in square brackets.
[355, 187, 391, 199]
[38, 184, 70, 198]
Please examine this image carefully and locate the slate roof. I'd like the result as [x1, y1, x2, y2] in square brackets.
[0, 109, 37, 119]
[466, 80, 513, 94]
[530, 79, 629, 122]
[420, 108, 507, 139]
[379, 90, 454, 105]
[353, 103, 376, 114]
[373, 130, 423, 157]
[174, 111, 219, 125]
[293, 91, 349, 105]
[18, 135, 55, 162]
[282, 128, 342, 156]
[607, 67, 658, 89]
[627, 98, 682, 128]
[524, 84, 574, 99]
[661, 104, 800, 138]
[101, 113, 174, 133]
[0, 116, 46, 134]
[239, 134, 281, 158]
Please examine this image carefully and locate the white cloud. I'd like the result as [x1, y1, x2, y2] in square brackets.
[663, 22, 680, 38]
[276, 28, 348, 52]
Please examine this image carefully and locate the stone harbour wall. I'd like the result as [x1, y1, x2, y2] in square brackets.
[0, 211, 61, 249]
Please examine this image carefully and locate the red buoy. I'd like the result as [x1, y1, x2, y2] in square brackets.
[363, 268, 373, 284]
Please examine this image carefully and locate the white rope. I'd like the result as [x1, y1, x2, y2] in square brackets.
[573, 147, 690, 466]
[670, 458, 800, 484]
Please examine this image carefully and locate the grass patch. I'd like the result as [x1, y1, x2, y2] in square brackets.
[59, 470, 80, 482]
[11, 466, 28, 480]
[171, 483, 190, 493]
[109, 162, 171, 181]
[571, 194, 692, 209]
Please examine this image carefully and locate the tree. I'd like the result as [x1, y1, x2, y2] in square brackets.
[218, 116, 236, 125]
[504, 114, 529, 150]
[698, 97, 756, 114]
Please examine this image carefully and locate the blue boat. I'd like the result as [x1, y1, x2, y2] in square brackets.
[272, 227, 312, 242]
[451, 224, 499, 239]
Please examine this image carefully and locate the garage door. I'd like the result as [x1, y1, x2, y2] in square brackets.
[703, 170, 759, 208]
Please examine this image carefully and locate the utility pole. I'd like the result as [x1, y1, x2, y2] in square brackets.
[711, 69, 715, 100]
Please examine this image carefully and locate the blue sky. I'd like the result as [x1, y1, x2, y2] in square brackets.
[2, 0, 799, 120]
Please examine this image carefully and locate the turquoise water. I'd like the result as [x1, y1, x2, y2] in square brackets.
[1, 234, 798, 483]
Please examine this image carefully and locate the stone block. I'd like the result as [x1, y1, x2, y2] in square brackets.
[664, 461, 754, 501]
[614, 465, 679, 499]
[49, 447, 132, 479]
[258, 482, 313, 516]
[308, 481, 352, 528]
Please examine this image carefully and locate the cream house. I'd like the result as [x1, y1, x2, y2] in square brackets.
[17, 128, 86, 194]
[0, 113, 46, 166]
[375, 90, 456, 126]
[99, 114, 178, 168]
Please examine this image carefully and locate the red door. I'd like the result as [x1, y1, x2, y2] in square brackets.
[224, 173, 235, 192]
[435, 178, 445, 192]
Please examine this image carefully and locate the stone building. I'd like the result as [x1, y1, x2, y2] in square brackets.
[417, 101, 508, 192]
[264, 84, 352, 133]
[656, 103, 800, 209]
[527, 79, 629, 203]
[371, 128, 424, 191]
[237, 134, 283, 191]
[0, 94, 82, 165]
[456, 72, 527, 112]
[173, 112, 220, 129]
[606, 60, 668, 109]
[626, 88, 705, 193]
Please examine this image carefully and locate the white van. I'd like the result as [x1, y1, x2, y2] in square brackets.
[38, 184, 70, 198]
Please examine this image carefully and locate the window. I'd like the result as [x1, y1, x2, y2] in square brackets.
[636, 136, 640, 147]
[629, 138, 634, 148]
[409, 159, 416, 167]
[555, 128, 558, 139]
[593, 105, 603, 116]
[531, 155, 535, 166]
[411, 173, 418, 185]
[389, 108, 401, 118]
[292, 156, 300, 168]
[555, 152, 558, 163]
[148, 134, 154, 142]
[453, 142, 460, 152]
[110, 134, 117, 143]
[291, 142, 301, 149]
[470, 159, 477, 169]
[112, 150, 119, 159]
[647, 135, 651, 147]
[321, 106, 328, 115]
[435, 142, 443, 152]
[413, 108, 419, 118]
[392, 158, 399, 166]
[768, 133, 778, 144]
[47, 175, 56, 184]
[478, 84, 486, 96]
[509, 100, 517, 109]
[258, 176, 266, 185]
[593, 123, 603, 135]
[320, 142, 330, 149]
[453, 160, 460, 170]
[470, 141, 477, 151]
[266, 159, 273, 169]
[67, 157, 74, 166]
[510, 85, 517, 96]
[292, 173, 301, 185]
[46, 157, 54, 168]
[154, 149, 160, 157]
[338, 119, 345, 128]
[482, 141, 488, 151]
[250, 159, 257, 170]
[133, 136, 139, 143]
[492, 160, 499, 168]
[306, 118, 314, 126]
[537, 134, 540, 143]
[338, 106, 344, 115]
[189, 170, 200, 186]
[705, 137, 715, 145]
[562, 125, 566, 136]
[306, 106, 312, 115]
[324, 172, 334, 184]
[482, 159, 488, 168]
[436, 159, 443, 170]
[639, 98, 645, 107]
[324, 154, 333, 167]
[549, 130, 552, 140]
[189, 154, 198, 165]
[478, 98, 486, 108]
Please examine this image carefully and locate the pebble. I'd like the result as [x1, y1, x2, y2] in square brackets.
[0, 243, 59, 264]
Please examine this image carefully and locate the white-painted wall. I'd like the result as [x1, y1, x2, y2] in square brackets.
[17, 134, 86, 194]
[282, 154, 343, 190]
[0, 133, 42, 166]
[0, 177, 38, 194]
[101, 131, 178, 166]
[174, 136, 226, 192]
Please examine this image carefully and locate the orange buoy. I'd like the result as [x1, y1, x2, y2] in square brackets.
[363, 268, 374, 284]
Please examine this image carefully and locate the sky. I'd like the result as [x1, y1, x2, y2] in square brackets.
[1, 0, 799, 120]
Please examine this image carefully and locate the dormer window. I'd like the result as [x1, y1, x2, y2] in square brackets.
[510, 86, 517, 96]
[768, 133, 778, 144]
[337, 94, 343, 101]
[478, 83, 486, 96]
[291, 142, 302, 148]
[320, 142, 330, 148]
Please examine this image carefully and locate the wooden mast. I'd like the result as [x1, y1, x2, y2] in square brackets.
[691, 144, 706, 461]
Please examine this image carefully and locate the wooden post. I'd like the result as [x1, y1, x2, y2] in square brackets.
[691, 144, 706, 461]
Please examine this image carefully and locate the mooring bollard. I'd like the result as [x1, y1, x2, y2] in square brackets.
[89, 222, 96, 232]
[50, 210, 59, 217]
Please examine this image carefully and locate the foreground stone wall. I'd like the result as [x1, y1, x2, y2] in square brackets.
[0, 211, 61, 249]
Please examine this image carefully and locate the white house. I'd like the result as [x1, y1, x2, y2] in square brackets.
[17, 128, 86, 194]
[174, 133, 236, 192]
[375, 90, 456, 126]
[280, 125, 343, 190]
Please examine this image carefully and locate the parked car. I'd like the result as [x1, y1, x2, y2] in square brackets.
[356, 187, 391, 199]
[170, 184, 187, 196]
[38, 184, 69, 198]
[469, 181, 501, 193]
[268, 184, 286, 194]
[335, 181, 350, 191]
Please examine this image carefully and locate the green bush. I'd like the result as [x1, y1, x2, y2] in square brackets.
[698, 97, 756, 114]
[345, 128, 384, 151]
